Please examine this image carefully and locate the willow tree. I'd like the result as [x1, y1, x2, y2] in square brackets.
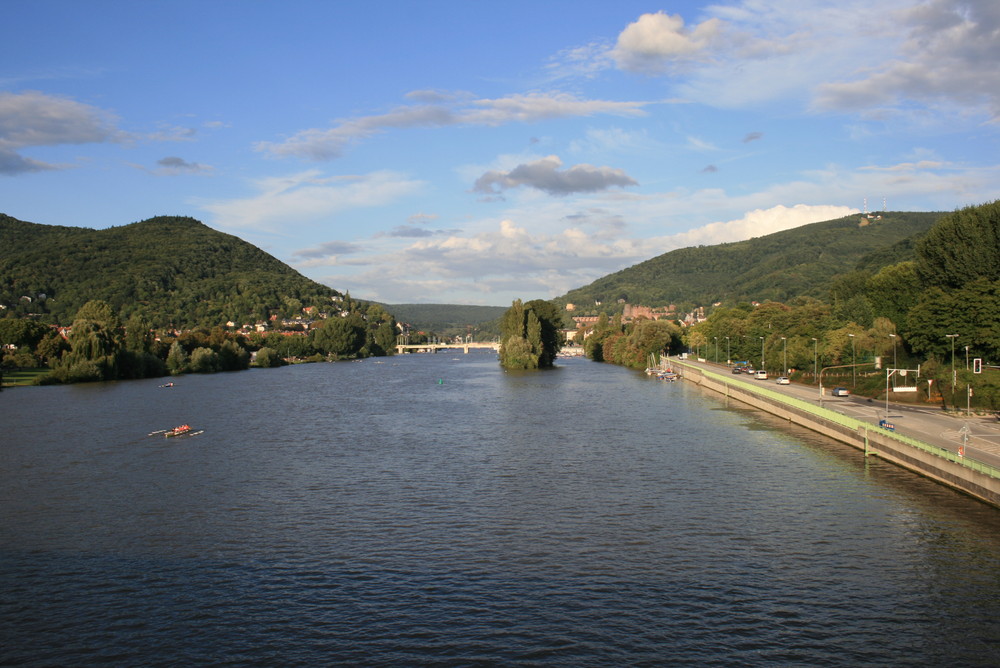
[56, 300, 123, 381]
[499, 299, 563, 370]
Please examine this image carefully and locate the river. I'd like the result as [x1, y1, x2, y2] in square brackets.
[2, 352, 999, 665]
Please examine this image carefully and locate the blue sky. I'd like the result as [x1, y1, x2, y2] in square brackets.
[3, 1, 998, 306]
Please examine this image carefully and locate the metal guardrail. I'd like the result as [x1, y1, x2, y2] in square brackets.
[679, 361, 1000, 480]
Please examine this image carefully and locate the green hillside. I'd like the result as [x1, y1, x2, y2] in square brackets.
[557, 211, 944, 311]
[382, 303, 507, 335]
[0, 214, 346, 328]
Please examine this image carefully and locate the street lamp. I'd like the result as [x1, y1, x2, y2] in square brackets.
[889, 333, 897, 368]
[811, 337, 818, 384]
[725, 336, 730, 365]
[946, 334, 959, 402]
[714, 336, 718, 364]
[781, 336, 787, 375]
[759, 336, 765, 372]
[848, 333, 856, 386]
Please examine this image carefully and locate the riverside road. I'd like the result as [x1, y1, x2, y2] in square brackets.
[681, 358, 1000, 471]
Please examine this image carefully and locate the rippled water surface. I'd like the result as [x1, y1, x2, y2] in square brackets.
[3, 353, 1000, 665]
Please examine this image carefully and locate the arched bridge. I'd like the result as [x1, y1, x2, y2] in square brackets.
[396, 342, 501, 354]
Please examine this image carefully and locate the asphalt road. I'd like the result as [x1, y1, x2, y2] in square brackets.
[681, 358, 1000, 470]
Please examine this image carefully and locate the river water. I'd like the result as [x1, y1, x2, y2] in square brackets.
[2, 352, 999, 665]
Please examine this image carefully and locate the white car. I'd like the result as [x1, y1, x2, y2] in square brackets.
[831, 387, 850, 397]
[776, 376, 790, 385]
[754, 370, 768, 380]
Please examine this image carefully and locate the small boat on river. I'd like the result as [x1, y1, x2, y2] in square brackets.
[164, 424, 200, 438]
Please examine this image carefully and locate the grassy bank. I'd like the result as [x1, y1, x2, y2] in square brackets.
[1, 368, 49, 387]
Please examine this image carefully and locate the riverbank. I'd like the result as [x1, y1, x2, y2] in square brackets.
[0, 367, 48, 388]
[676, 359, 1000, 509]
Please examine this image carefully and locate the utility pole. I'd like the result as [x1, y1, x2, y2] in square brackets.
[946, 334, 959, 407]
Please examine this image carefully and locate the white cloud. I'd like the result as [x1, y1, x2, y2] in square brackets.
[813, 0, 1000, 121]
[310, 201, 859, 305]
[202, 169, 424, 231]
[256, 92, 649, 160]
[0, 90, 121, 174]
[654, 204, 858, 250]
[547, 0, 997, 124]
[612, 11, 723, 73]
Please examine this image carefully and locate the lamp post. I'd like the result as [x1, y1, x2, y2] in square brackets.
[725, 336, 730, 366]
[759, 336, 765, 372]
[848, 333, 856, 386]
[946, 334, 958, 403]
[889, 333, 897, 368]
[714, 336, 718, 364]
[781, 336, 787, 375]
[811, 337, 818, 384]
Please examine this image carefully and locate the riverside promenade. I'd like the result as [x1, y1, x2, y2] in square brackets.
[675, 358, 1000, 509]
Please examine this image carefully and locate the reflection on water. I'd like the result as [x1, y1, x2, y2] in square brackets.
[2, 354, 999, 665]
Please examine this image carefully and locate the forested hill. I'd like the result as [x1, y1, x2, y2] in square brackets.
[557, 211, 944, 311]
[0, 214, 346, 328]
[382, 303, 507, 334]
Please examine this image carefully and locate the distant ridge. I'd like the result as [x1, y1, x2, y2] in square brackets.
[0, 214, 348, 328]
[556, 211, 944, 310]
[382, 303, 507, 333]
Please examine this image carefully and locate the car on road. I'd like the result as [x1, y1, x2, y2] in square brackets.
[732, 367, 744, 374]
[831, 387, 850, 397]
[754, 370, 768, 380]
[776, 376, 790, 385]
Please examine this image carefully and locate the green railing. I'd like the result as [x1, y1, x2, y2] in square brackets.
[678, 361, 1000, 480]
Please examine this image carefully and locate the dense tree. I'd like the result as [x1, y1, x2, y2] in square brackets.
[499, 299, 563, 369]
[312, 315, 365, 358]
[0, 318, 50, 349]
[865, 261, 921, 329]
[253, 346, 283, 368]
[372, 320, 398, 356]
[217, 339, 250, 371]
[915, 200, 1000, 289]
[55, 300, 123, 381]
[621, 319, 681, 368]
[35, 331, 69, 366]
[905, 279, 1000, 361]
[189, 347, 221, 373]
[166, 341, 189, 375]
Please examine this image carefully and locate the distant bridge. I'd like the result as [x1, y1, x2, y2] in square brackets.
[396, 342, 500, 354]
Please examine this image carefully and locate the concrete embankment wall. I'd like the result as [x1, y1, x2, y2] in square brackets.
[677, 362, 1000, 509]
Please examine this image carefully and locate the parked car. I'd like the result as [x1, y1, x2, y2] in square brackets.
[776, 376, 790, 385]
[754, 370, 768, 380]
[831, 387, 850, 397]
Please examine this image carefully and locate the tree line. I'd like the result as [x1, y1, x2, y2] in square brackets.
[0, 298, 397, 385]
